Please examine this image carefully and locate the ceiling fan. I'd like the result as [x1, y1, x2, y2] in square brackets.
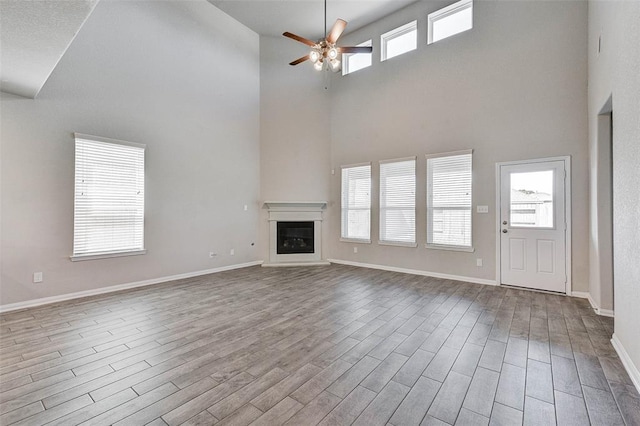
[283, 0, 373, 72]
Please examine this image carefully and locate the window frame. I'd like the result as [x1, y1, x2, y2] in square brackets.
[426, 149, 474, 252]
[427, 0, 473, 45]
[342, 39, 373, 76]
[71, 133, 147, 262]
[379, 157, 417, 247]
[381, 20, 418, 62]
[340, 162, 372, 244]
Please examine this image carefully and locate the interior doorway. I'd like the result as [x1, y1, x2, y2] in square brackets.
[591, 101, 614, 316]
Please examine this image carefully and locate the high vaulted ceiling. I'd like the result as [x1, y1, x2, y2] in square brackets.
[0, 0, 416, 99]
[208, 0, 418, 40]
[0, 0, 98, 99]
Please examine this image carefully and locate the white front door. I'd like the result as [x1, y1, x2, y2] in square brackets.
[499, 159, 568, 293]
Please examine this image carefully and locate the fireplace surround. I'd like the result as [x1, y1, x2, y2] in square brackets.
[263, 201, 329, 266]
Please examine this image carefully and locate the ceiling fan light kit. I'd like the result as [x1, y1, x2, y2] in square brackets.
[283, 0, 373, 72]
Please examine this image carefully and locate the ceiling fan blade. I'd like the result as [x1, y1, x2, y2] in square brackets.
[338, 46, 373, 54]
[326, 19, 347, 44]
[283, 32, 317, 47]
[289, 55, 310, 66]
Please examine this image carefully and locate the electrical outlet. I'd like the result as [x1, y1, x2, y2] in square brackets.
[353, 247, 358, 254]
[243, 205, 248, 211]
[209, 252, 217, 258]
[476, 258, 483, 267]
[33, 272, 43, 283]
[230, 249, 235, 256]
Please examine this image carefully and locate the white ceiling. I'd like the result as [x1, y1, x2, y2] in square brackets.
[0, 0, 98, 99]
[208, 0, 418, 40]
[0, 0, 415, 99]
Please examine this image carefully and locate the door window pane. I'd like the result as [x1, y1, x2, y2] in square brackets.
[510, 170, 554, 227]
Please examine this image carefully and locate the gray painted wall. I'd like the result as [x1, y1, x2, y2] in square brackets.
[259, 35, 332, 260]
[588, 0, 640, 385]
[0, 0, 261, 306]
[327, 0, 589, 290]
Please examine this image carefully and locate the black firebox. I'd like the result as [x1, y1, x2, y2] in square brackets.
[277, 221, 314, 254]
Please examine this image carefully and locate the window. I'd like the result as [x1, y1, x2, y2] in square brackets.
[381, 21, 417, 61]
[72, 134, 146, 260]
[427, 150, 473, 250]
[379, 158, 416, 246]
[342, 40, 373, 76]
[428, 0, 473, 44]
[509, 170, 554, 228]
[341, 164, 371, 242]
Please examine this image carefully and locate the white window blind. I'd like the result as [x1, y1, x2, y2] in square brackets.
[427, 151, 472, 249]
[72, 134, 146, 259]
[341, 164, 371, 241]
[380, 158, 416, 245]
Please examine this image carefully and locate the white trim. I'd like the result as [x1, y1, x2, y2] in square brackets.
[580, 292, 615, 317]
[379, 241, 418, 248]
[495, 156, 572, 294]
[74, 133, 146, 149]
[328, 258, 497, 286]
[70, 249, 147, 262]
[427, 0, 473, 45]
[597, 307, 615, 317]
[341, 162, 371, 169]
[263, 201, 327, 211]
[571, 291, 590, 298]
[379, 156, 417, 165]
[425, 243, 474, 253]
[425, 149, 473, 160]
[342, 39, 372, 76]
[265, 203, 325, 265]
[0, 261, 263, 314]
[381, 20, 417, 61]
[340, 238, 372, 244]
[555, 290, 615, 317]
[611, 334, 640, 393]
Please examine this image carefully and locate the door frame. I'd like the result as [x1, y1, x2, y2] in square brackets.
[495, 156, 572, 294]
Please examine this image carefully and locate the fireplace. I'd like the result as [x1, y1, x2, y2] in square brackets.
[277, 222, 314, 254]
[263, 201, 329, 266]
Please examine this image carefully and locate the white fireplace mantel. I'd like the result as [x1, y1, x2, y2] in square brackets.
[264, 201, 327, 211]
[263, 201, 329, 267]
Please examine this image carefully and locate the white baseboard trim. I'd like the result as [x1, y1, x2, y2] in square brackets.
[0, 261, 263, 314]
[328, 259, 497, 286]
[571, 291, 590, 298]
[573, 291, 615, 317]
[597, 307, 615, 317]
[611, 333, 640, 393]
[587, 294, 615, 317]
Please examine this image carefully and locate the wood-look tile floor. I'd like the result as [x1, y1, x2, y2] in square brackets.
[1, 265, 639, 426]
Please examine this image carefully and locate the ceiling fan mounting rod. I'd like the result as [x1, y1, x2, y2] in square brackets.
[324, 0, 327, 39]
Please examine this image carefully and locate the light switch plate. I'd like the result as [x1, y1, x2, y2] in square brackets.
[477, 205, 489, 213]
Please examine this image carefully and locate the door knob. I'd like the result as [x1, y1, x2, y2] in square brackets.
[503, 221, 508, 225]
[502, 229, 508, 233]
